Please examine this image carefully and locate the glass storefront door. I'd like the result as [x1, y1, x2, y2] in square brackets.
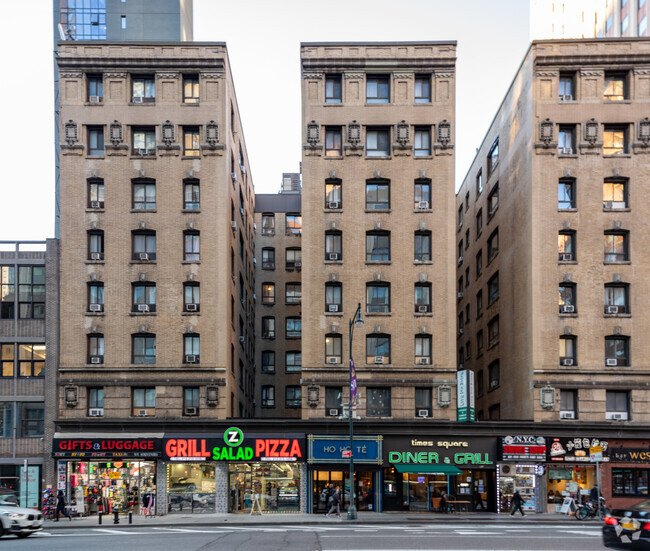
[229, 463, 301, 513]
[312, 470, 375, 512]
[167, 463, 216, 513]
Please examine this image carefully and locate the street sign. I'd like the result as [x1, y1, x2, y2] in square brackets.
[342, 450, 352, 458]
[590, 445, 603, 462]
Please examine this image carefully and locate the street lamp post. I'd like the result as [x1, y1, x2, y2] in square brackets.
[347, 302, 363, 520]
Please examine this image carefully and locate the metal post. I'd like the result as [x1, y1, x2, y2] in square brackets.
[98, 512, 102, 525]
[347, 302, 362, 521]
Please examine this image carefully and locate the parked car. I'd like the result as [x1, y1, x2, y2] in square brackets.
[0, 491, 43, 538]
[603, 499, 650, 549]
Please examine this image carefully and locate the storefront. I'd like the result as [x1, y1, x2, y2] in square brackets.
[383, 436, 496, 512]
[498, 435, 547, 514]
[52, 437, 161, 515]
[164, 428, 305, 514]
[307, 435, 382, 513]
[546, 436, 609, 512]
[603, 439, 650, 509]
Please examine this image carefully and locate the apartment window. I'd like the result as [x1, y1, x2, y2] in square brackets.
[559, 335, 576, 365]
[325, 127, 342, 156]
[286, 317, 301, 339]
[183, 126, 200, 157]
[325, 333, 342, 363]
[132, 76, 155, 102]
[560, 390, 577, 418]
[325, 387, 342, 416]
[558, 179, 576, 209]
[183, 75, 199, 103]
[88, 388, 104, 412]
[180, 180, 200, 211]
[325, 179, 342, 208]
[183, 388, 200, 415]
[262, 317, 275, 339]
[132, 230, 156, 261]
[458, 312, 465, 335]
[261, 386, 275, 408]
[88, 282, 104, 312]
[605, 336, 629, 367]
[132, 179, 156, 210]
[286, 351, 301, 373]
[487, 272, 499, 306]
[559, 74, 574, 100]
[366, 283, 390, 313]
[487, 138, 499, 175]
[183, 334, 200, 363]
[604, 74, 626, 101]
[476, 170, 483, 195]
[19, 403, 44, 437]
[88, 126, 104, 156]
[285, 386, 302, 408]
[488, 404, 501, 420]
[286, 214, 302, 235]
[286, 283, 301, 304]
[132, 334, 156, 364]
[414, 388, 432, 419]
[262, 214, 275, 236]
[414, 76, 431, 103]
[558, 283, 576, 314]
[558, 125, 575, 154]
[366, 128, 390, 156]
[286, 248, 302, 270]
[0, 345, 13, 377]
[132, 282, 156, 313]
[88, 230, 104, 260]
[476, 250, 483, 278]
[603, 125, 628, 155]
[121, 15, 127, 29]
[88, 178, 104, 209]
[183, 282, 200, 312]
[366, 75, 389, 103]
[605, 283, 629, 314]
[488, 360, 500, 391]
[261, 248, 275, 270]
[261, 351, 275, 373]
[477, 330, 484, 356]
[414, 179, 431, 208]
[604, 231, 629, 262]
[606, 390, 629, 419]
[487, 316, 499, 348]
[17, 266, 45, 319]
[261, 283, 275, 305]
[603, 179, 628, 209]
[133, 388, 155, 413]
[132, 127, 156, 155]
[476, 290, 483, 318]
[458, 206, 463, 227]
[325, 74, 342, 103]
[366, 388, 390, 417]
[414, 231, 431, 262]
[87, 75, 103, 102]
[558, 230, 576, 262]
[366, 179, 390, 209]
[475, 211, 483, 238]
[415, 335, 432, 364]
[366, 231, 390, 262]
[366, 334, 390, 364]
[325, 283, 342, 312]
[414, 127, 431, 156]
[414, 283, 431, 313]
[487, 184, 499, 217]
[15, 344, 45, 378]
[184, 231, 200, 261]
[486, 229, 499, 263]
[325, 230, 342, 261]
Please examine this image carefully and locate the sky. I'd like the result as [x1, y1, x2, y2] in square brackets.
[0, 0, 529, 241]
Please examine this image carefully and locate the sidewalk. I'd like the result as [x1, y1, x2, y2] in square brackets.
[44, 511, 596, 530]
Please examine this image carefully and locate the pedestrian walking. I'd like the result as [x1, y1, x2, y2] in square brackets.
[55, 490, 71, 521]
[510, 490, 525, 517]
[326, 486, 341, 518]
[590, 484, 600, 502]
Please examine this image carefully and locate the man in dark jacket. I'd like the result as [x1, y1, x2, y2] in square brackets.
[326, 486, 341, 518]
[55, 490, 72, 521]
[510, 490, 525, 517]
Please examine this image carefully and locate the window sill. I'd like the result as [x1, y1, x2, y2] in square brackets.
[129, 261, 157, 265]
[364, 209, 391, 213]
[84, 101, 104, 106]
[181, 311, 200, 316]
[322, 103, 343, 107]
[558, 312, 578, 318]
[86, 155, 105, 160]
[364, 364, 393, 368]
[603, 154, 632, 159]
[324, 154, 344, 159]
[130, 156, 157, 160]
[129, 102, 155, 106]
[324, 260, 343, 264]
[604, 207, 630, 212]
[85, 260, 105, 265]
[364, 156, 392, 160]
[130, 312, 157, 316]
[487, 341, 499, 351]
[365, 312, 391, 317]
[558, 208, 577, 213]
[414, 312, 433, 317]
[557, 153, 578, 158]
[85, 311, 105, 316]
[181, 260, 201, 264]
[181, 102, 201, 107]
[604, 313, 631, 318]
[414, 209, 433, 214]
[604, 261, 631, 265]
[182, 155, 202, 160]
[487, 384, 500, 393]
[86, 208, 105, 213]
[182, 209, 201, 213]
[365, 261, 391, 265]
[324, 311, 343, 317]
[603, 99, 631, 104]
[559, 363, 578, 368]
[130, 209, 157, 213]
[557, 99, 577, 103]
[558, 260, 577, 264]
[413, 155, 433, 160]
[324, 209, 343, 213]
[413, 260, 433, 265]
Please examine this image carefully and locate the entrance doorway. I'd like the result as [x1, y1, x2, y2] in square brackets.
[229, 463, 301, 513]
[312, 470, 375, 512]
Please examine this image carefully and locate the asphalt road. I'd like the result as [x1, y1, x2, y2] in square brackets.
[0, 522, 619, 550]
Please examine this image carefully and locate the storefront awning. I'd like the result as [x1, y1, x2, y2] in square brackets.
[394, 464, 463, 475]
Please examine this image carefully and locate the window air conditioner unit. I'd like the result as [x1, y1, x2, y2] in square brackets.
[137, 409, 150, 416]
[559, 253, 572, 261]
[231, 221, 237, 231]
[90, 252, 101, 260]
[560, 94, 573, 101]
[417, 409, 430, 418]
[457, 292, 463, 299]
[561, 358, 574, 366]
[328, 202, 340, 209]
[560, 411, 575, 419]
[560, 147, 573, 154]
[132, 96, 144, 103]
[418, 201, 429, 209]
[489, 380, 499, 390]
[606, 305, 619, 314]
[606, 358, 618, 366]
[89, 303, 102, 312]
[604, 201, 613, 209]
[88, 408, 104, 417]
[295, 261, 302, 268]
[138, 253, 149, 261]
[327, 357, 339, 364]
[138, 148, 148, 156]
[89, 95, 101, 103]
[329, 408, 340, 416]
[606, 412, 628, 420]
[239, 336, 246, 344]
[458, 257, 463, 266]
[137, 304, 150, 312]
[185, 355, 198, 364]
[418, 305, 428, 313]
[458, 328, 464, 335]
[186, 303, 198, 312]
[560, 305, 575, 313]
[418, 358, 429, 365]
[184, 407, 198, 416]
[231, 172, 238, 182]
[328, 304, 339, 312]
[328, 253, 339, 261]
[90, 201, 100, 209]
[90, 355, 102, 364]
[374, 356, 384, 364]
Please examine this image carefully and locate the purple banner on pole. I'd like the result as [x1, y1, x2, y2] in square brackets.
[350, 358, 357, 401]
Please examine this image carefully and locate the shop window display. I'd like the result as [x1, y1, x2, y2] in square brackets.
[167, 463, 216, 513]
[229, 463, 300, 513]
[546, 466, 597, 510]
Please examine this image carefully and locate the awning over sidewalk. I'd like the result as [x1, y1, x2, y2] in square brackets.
[394, 464, 463, 475]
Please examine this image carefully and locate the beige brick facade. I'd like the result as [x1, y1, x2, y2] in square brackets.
[457, 38, 650, 422]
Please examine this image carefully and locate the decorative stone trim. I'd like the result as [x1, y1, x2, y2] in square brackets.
[346, 120, 362, 148]
[64, 385, 78, 407]
[437, 120, 452, 148]
[60, 72, 83, 79]
[109, 120, 124, 147]
[104, 72, 127, 79]
[638, 117, 650, 145]
[302, 71, 324, 79]
[200, 72, 224, 79]
[393, 72, 414, 79]
[395, 120, 410, 148]
[437, 385, 452, 407]
[434, 71, 455, 78]
[64, 120, 79, 146]
[161, 120, 176, 147]
[580, 69, 604, 77]
[307, 121, 320, 146]
[344, 72, 365, 79]
[539, 118, 554, 146]
[535, 71, 559, 78]
[206, 385, 219, 406]
[156, 72, 179, 79]
[205, 120, 219, 147]
[584, 118, 599, 145]
[634, 67, 650, 75]
[307, 384, 320, 407]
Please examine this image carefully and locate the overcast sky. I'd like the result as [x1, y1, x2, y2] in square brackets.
[0, 0, 529, 241]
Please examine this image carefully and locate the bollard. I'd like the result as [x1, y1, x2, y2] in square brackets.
[113, 510, 120, 524]
[98, 512, 102, 525]
[129, 512, 132, 525]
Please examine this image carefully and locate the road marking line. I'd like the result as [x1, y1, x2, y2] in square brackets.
[152, 528, 228, 533]
[557, 529, 601, 536]
[92, 528, 151, 535]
